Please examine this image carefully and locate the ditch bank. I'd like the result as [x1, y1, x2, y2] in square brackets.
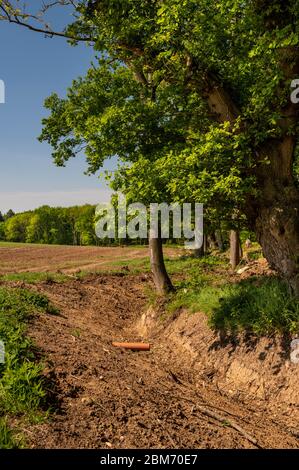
[11, 274, 298, 448]
[137, 307, 299, 408]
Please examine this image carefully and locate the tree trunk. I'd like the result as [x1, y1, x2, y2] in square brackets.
[239, 240, 243, 259]
[230, 230, 241, 270]
[244, 137, 299, 296]
[255, 204, 299, 295]
[193, 244, 205, 258]
[203, 36, 299, 296]
[203, 234, 208, 254]
[208, 232, 217, 250]
[149, 235, 174, 295]
[206, 79, 299, 295]
[215, 230, 224, 251]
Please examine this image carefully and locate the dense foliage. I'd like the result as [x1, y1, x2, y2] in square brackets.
[0, 205, 98, 246]
[0, 204, 157, 246]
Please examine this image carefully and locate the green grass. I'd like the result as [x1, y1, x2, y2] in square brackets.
[165, 258, 224, 315]
[85, 252, 223, 278]
[207, 277, 299, 334]
[163, 256, 299, 335]
[245, 242, 263, 261]
[107, 257, 151, 273]
[165, 254, 226, 275]
[0, 418, 18, 449]
[0, 287, 58, 448]
[0, 272, 69, 284]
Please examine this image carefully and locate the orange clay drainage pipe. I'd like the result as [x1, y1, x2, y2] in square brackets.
[112, 342, 150, 351]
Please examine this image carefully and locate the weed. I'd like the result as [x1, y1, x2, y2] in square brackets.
[71, 329, 81, 338]
[0, 418, 19, 448]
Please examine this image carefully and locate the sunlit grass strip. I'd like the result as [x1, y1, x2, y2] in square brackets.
[0, 287, 58, 448]
[164, 256, 299, 335]
[0, 272, 69, 284]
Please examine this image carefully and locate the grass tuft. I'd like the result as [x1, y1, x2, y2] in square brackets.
[164, 256, 299, 335]
[0, 287, 57, 448]
[0, 418, 19, 448]
[207, 277, 299, 335]
[0, 272, 69, 284]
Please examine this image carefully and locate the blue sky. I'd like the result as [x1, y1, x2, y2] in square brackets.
[0, 3, 113, 213]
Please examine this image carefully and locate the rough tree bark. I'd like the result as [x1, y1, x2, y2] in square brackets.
[250, 137, 299, 295]
[149, 234, 174, 295]
[247, 25, 299, 295]
[204, 63, 299, 295]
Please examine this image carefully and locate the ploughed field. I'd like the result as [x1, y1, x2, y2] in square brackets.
[0, 243, 177, 275]
[17, 274, 299, 448]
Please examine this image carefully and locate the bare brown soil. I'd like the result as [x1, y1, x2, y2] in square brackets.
[0, 245, 178, 274]
[11, 274, 298, 449]
[1, 245, 297, 448]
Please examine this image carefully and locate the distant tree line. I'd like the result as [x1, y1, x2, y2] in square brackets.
[0, 205, 104, 246]
[1, 205, 175, 246]
[0, 205, 254, 259]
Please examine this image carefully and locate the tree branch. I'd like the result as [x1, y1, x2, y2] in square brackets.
[0, 2, 94, 42]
